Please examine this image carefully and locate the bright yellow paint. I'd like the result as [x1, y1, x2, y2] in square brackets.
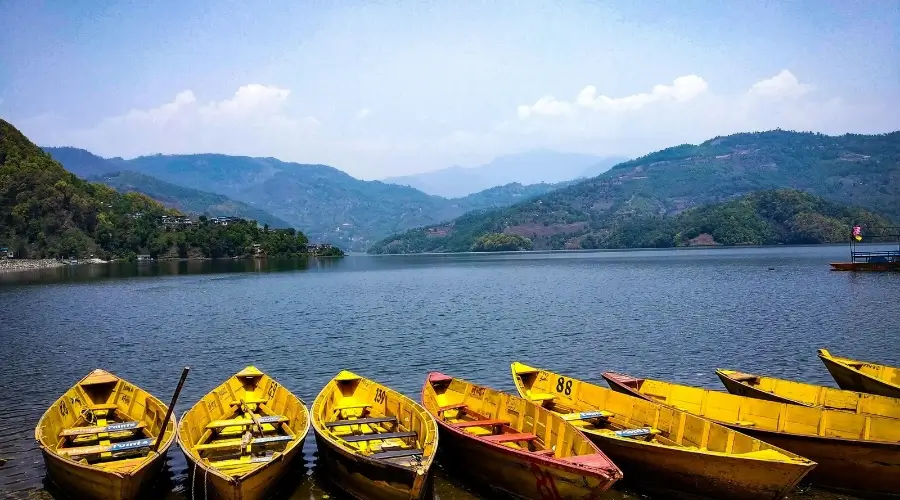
[422, 372, 622, 500]
[818, 349, 900, 398]
[34, 369, 176, 500]
[511, 363, 814, 500]
[311, 370, 438, 500]
[604, 371, 900, 496]
[717, 368, 900, 419]
[176, 365, 309, 500]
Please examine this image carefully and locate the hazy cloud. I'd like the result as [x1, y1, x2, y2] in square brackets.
[356, 108, 372, 120]
[747, 70, 814, 99]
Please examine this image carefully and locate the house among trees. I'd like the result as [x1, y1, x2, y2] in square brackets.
[0, 247, 14, 259]
[210, 216, 246, 226]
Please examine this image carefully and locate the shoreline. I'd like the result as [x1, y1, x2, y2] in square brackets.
[0, 259, 66, 274]
[0, 254, 343, 274]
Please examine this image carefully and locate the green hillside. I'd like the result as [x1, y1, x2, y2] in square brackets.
[369, 130, 900, 253]
[43, 147, 291, 228]
[0, 119, 317, 259]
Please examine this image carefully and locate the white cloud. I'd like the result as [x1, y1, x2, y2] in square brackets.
[576, 74, 708, 112]
[747, 70, 814, 99]
[356, 107, 372, 120]
[517, 95, 573, 119]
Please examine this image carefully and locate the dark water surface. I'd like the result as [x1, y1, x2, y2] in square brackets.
[1, 246, 898, 500]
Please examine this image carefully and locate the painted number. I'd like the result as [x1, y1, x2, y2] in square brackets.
[374, 388, 387, 404]
[531, 462, 562, 500]
[267, 381, 279, 398]
[555, 377, 572, 396]
[58, 400, 69, 417]
[470, 386, 485, 397]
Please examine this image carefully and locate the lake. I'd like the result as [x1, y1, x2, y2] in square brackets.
[1, 245, 898, 500]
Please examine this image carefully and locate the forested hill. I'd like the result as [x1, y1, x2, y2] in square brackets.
[0, 119, 317, 259]
[369, 130, 900, 253]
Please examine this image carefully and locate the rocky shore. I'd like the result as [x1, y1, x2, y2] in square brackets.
[0, 259, 66, 273]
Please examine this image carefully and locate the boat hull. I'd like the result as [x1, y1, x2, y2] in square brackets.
[313, 430, 431, 500]
[819, 352, 900, 398]
[181, 439, 306, 500]
[434, 422, 612, 500]
[581, 431, 807, 500]
[42, 448, 164, 500]
[735, 428, 900, 496]
[830, 262, 900, 272]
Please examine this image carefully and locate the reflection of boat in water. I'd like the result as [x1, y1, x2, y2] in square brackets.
[830, 225, 900, 271]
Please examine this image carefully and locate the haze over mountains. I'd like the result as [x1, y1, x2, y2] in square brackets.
[44, 146, 580, 251]
[383, 150, 627, 198]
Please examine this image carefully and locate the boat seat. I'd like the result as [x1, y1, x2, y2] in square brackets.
[614, 427, 660, 438]
[452, 419, 509, 428]
[437, 403, 467, 414]
[372, 448, 424, 459]
[58, 438, 154, 457]
[326, 416, 397, 428]
[561, 410, 613, 421]
[533, 449, 556, 456]
[87, 403, 119, 411]
[342, 431, 417, 443]
[335, 403, 372, 411]
[483, 433, 538, 443]
[729, 372, 759, 383]
[195, 435, 293, 452]
[206, 415, 287, 429]
[734, 420, 756, 427]
[60, 421, 145, 437]
[229, 397, 269, 406]
[212, 455, 273, 468]
[528, 393, 557, 402]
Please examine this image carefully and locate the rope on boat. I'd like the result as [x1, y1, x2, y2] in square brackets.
[191, 460, 197, 500]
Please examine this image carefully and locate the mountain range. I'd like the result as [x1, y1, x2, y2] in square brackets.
[44, 148, 574, 251]
[369, 130, 900, 253]
[383, 150, 626, 198]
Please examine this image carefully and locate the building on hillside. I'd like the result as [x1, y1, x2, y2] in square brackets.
[0, 247, 13, 259]
[136, 254, 153, 261]
[161, 215, 194, 228]
[210, 216, 245, 226]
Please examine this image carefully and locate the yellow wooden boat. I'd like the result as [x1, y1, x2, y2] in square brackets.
[603, 371, 900, 496]
[818, 349, 900, 398]
[34, 368, 176, 500]
[421, 372, 622, 499]
[311, 370, 438, 500]
[717, 368, 900, 419]
[176, 366, 309, 500]
[512, 362, 815, 500]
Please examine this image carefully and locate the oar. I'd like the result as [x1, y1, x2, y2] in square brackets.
[152, 366, 190, 452]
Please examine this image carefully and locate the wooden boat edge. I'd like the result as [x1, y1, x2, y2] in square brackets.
[818, 349, 900, 392]
[310, 370, 439, 472]
[714, 369, 815, 407]
[421, 371, 623, 480]
[175, 367, 310, 484]
[34, 369, 177, 479]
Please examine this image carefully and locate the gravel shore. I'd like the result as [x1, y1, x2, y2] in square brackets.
[0, 259, 66, 273]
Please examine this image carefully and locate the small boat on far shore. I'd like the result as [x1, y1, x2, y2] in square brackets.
[818, 349, 900, 398]
[421, 372, 622, 499]
[716, 368, 900, 419]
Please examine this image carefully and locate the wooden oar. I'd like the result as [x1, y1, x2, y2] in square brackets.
[152, 366, 190, 452]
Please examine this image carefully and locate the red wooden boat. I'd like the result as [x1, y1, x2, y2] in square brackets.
[830, 226, 900, 271]
[421, 372, 622, 499]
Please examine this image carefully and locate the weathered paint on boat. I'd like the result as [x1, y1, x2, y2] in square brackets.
[603, 371, 900, 497]
[34, 369, 176, 500]
[818, 349, 900, 398]
[511, 362, 814, 500]
[421, 372, 622, 500]
[177, 366, 309, 500]
[717, 368, 900, 419]
[830, 261, 900, 271]
[311, 370, 438, 500]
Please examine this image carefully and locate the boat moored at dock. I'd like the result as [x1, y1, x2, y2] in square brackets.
[818, 349, 900, 398]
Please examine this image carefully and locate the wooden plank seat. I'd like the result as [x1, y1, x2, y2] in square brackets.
[195, 435, 293, 452]
[483, 432, 538, 443]
[335, 403, 372, 411]
[614, 427, 660, 438]
[325, 416, 397, 428]
[229, 397, 269, 406]
[58, 438, 154, 457]
[729, 372, 760, 383]
[87, 403, 119, 411]
[60, 421, 145, 437]
[206, 415, 287, 429]
[371, 448, 424, 459]
[452, 419, 509, 428]
[342, 431, 417, 443]
[437, 403, 467, 414]
[213, 455, 273, 468]
[560, 410, 613, 421]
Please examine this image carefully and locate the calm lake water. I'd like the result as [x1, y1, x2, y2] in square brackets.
[1, 246, 898, 500]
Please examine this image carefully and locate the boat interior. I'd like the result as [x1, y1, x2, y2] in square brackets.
[36, 369, 172, 472]
[316, 371, 435, 468]
[604, 372, 900, 443]
[424, 373, 611, 467]
[513, 364, 803, 460]
[178, 366, 306, 478]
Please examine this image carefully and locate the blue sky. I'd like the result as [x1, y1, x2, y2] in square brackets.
[1, 0, 897, 179]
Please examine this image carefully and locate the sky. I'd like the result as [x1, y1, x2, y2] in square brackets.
[1, 0, 898, 180]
